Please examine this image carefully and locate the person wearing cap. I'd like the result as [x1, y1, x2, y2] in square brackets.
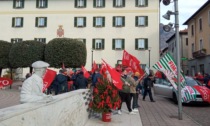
[20, 61, 53, 103]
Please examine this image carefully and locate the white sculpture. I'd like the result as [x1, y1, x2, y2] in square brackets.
[20, 61, 53, 104]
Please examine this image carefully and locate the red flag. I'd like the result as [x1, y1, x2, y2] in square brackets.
[42, 69, 57, 92]
[122, 50, 144, 76]
[91, 61, 98, 73]
[81, 66, 90, 78]
[102, 59, 123, 90]
[193, 86, 210, 103]
[0, 77, 13, 89]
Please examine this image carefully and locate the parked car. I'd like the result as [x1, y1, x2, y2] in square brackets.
[153, 76, 204, 103]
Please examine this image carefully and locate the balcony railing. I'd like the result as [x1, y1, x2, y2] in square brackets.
[192, 49, 207, 58]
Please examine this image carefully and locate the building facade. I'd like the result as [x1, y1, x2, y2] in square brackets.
[183, 1, 210, 76]
[166, 29, 189, 75]
[0, 0, 160, 78]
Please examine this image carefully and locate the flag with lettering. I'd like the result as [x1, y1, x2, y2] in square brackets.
[0, 77, 13, 89]
[122, 50, 144, 76]
[153, 53, 196, 102]
[42, 69, 57, 92]
[102, 59, 123, 90]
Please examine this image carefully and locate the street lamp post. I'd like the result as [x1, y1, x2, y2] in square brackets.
[91, 49, 93, 69]
[148, 47, 151, 68]
[162, 0, 182, 120]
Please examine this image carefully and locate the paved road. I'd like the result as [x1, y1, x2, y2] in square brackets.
[183, 102, 210, 126]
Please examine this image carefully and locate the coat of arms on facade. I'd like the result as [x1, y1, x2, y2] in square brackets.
[57, 25, 64, 37]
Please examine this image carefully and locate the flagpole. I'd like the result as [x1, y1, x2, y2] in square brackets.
[174, 0, 182, 120]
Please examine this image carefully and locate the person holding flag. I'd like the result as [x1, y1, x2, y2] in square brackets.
[142, 73, 155, 102]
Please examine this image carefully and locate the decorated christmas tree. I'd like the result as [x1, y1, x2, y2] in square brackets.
[89, 76, 121, 113]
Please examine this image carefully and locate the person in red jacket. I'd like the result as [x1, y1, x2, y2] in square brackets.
[194, 72, 204, 84]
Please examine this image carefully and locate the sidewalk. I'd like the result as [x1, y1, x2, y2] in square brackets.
[0, 82, 201, 126]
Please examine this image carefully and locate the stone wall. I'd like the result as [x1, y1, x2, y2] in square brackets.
[0, 89, 91, 126]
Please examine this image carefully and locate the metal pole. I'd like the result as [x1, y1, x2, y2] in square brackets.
[149, 49, 151, 68]
[91, 49, 93, 69]
[174, 0, 182, 120]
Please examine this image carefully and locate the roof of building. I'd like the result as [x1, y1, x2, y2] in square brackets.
[165, 29, 188, 43]
[183, 0, 210, 25]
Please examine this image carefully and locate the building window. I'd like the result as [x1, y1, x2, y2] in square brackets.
[135, 38, 148, 50]
[35, 38, 46, 43]
[191, 66, 196, 76]
[94, 0, 105, 8]
[135, 16, 148, 27]
[93, 17, 105, 27]
[11, 38, 23, 43]
[12, 17, 23, 27]
[186, 38, 188, 46]
[36, 0, 48, 8]
[199, 18, 202, 31]
[35, 17, 47, 27]
[113, 16, 125, 27]
[92, 39, 105, 50]
[76, 38, 86, 45]
[13, 0, 24, 8]
[191, 25, 194, 36]
[74, 17, 86, 27]
[113, 0, 125, 7]
[200, 39, 203, 50]
[75, 0, 86, 8]
[135, 0, 148, 7]
[192, 43, 194, 53]
[112, 39, 125, 50]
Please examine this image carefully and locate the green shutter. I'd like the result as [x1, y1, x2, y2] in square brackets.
[84, 17, 86, 27]
[102, 39, 105, 49]
[113, 0, 116, 7]
[21, 17, 23, 27]
[145, 16, 148, 26]
[135, 39, 138, 50]
[12, 17, 15, 27]
[22, 0, 25, 8]
[74, 17, 77, 27]
[135, 16, 138, 26]
[44, 17, 47, 27]
[13, 0, 15, 8]
[93, 17, 96, 27]
[112, 39, 115, 50]
[84, 0, 87, 7]
[122, 17, 125, 26]
[104, 0, 106, 7]
[102, 17, 105, 27]
[145, 0, 148, 6]
[92, 39, 95, 49]
[46, 0, 48, 8]
[122, 39, 125, 49]
[145, 39, 148, 49]
[75, 0, 77, 7]
[135, 0, 138, 7]
[35, 17, 38, 27]
[36, 0, 39, 8]
[113, 17, 115, 27]
[93, 0, 96, 7]
[123, 0, 125, 7]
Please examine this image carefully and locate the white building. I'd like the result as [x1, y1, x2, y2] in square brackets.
[0, 0, 160, 78]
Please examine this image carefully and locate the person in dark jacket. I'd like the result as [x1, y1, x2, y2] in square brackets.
[92, 69, 101, 87]
[75, 71, 88, 89]
[143, 73, 155, 102]
[53, 69, 69, 95]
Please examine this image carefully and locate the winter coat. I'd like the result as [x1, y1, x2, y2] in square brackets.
[75, 74, 88, 89]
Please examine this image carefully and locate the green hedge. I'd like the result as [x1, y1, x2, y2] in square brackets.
[0, 40, 12, 68]
[9, 40, 45, 68]
[45, 38, 87, 68]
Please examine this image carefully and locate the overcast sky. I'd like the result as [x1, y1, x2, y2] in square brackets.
[160, 0, 208, 30]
